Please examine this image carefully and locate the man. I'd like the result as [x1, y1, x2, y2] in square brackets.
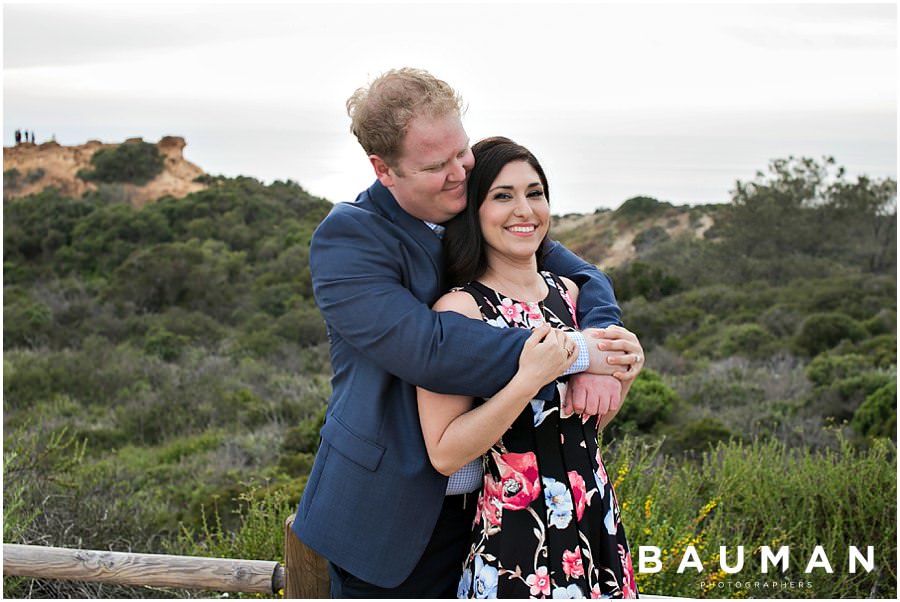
[293, 68, 638, 598]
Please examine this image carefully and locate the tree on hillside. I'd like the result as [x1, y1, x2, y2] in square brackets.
[717, 156, 897, 282]
[824, 175, 897, 273]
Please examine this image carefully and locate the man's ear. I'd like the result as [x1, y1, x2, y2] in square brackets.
[369, 155, 395, 188]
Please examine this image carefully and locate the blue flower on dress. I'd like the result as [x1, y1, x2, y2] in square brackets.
[485, 316, 509, 329]
[457, 566, 472, 599]
[552, 584, 587, 598]
[531, 399, 556, 427]
[543, 477, 574, 529]
[604, 505, 618, 535]
[473, 555, 498, 598]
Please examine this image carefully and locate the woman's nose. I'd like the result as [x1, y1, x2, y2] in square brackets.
[512, 195, 532, 216]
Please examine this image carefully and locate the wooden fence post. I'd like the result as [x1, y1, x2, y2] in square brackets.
[283, 515, 330, 598]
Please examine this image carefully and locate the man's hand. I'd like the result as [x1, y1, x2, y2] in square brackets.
[580, 329, 626, 376]
[564, 373, 623, 416]
[590, 326, 645, 390]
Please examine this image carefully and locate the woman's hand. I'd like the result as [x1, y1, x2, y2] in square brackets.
[515, 324, 578, 394]
[592, 325, 645, 386]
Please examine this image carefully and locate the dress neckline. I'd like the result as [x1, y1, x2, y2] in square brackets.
[472, 271, 554, 305]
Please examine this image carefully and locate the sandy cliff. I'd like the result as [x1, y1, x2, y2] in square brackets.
[3, 136, 207, 207]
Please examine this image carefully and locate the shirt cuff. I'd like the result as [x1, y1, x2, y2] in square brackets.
[562, 331, 589, 375]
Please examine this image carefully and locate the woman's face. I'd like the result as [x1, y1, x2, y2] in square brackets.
[478, 160, 550, 263]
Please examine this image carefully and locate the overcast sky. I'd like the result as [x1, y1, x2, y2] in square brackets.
[3, 2, 897, 212]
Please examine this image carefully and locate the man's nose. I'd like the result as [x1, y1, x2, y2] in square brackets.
[448, 157, 467, 182]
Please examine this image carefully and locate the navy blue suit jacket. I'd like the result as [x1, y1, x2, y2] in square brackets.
[293, 180, 621, 588]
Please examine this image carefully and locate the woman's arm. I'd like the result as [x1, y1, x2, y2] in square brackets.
[417, 291, 576, 476]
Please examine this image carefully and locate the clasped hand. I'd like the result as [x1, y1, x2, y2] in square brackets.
[564, 325, 645, 417]
[516, 324, 644, 419]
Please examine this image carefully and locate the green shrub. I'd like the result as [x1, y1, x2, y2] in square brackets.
[168, 484, 297, 569]
[718, 323, 778, 358]
[107, 240, 245, 318]
[4, 167, 21, 190]
[632, 226, 671, 253]
[283, 405, 327, 456]
[608, 369, 678, 435]
[614, 195, 673, 221]
[611, 261, 682, 302]
[805, 370, 894, 422]
[275, 306, 328, 347]
[851, 381, 897, 439]
[4, 288, 53, 347]
[77, 141, 164, 185]
[827, 333, 899, 370]
[863, 309, 896, 336]
[25, 167, 46, 184]
[687, 378, 765, 409]
[758, 303, 802, 337]
[806, 353, 870, 387]
[793, 312, 868, 356]
[660, 418, 735, 454]
[144, 327, 190, 361]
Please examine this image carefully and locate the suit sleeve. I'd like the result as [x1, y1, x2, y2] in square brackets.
[310, 210, 530, 398]
[541, 239, 623, 328]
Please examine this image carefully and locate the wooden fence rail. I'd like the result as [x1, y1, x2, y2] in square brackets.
[2, 515, 327, 597]
[3, 544, 283, 594]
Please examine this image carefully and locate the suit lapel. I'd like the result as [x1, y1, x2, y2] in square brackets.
[367, 181, 444, 280]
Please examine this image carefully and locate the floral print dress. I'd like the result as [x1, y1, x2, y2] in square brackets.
[456, 272, 637, 599]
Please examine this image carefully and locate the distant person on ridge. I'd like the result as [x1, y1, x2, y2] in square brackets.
[292, 67, 642, 598]
[14, 129, 21, 144]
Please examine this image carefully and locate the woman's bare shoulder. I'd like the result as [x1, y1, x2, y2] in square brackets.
[433, 289, 482, 320]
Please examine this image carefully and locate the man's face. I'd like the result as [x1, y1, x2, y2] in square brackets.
[371, 112, 474, 223]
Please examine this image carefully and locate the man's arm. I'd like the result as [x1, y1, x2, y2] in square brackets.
[310, 208, 531, 398]
[541, 239, 626, 414]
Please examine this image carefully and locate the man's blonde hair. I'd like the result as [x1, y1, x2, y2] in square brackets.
[347, 68, 464, 166]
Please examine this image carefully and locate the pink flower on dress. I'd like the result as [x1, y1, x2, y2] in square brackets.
[620, 545, 638, 599]
[567, 471, 589, 521]
[477, 475, 503, 534]
[525, 302, 543, 324]
[595, 449, 609, 486]
[562, 547, 585, 579]
[526, 566, 551, 597]
[591, 583, 603, 599]
[494, 451, 541, 510]
[558, 287, 579, 328]
[498, 298, 523, 324]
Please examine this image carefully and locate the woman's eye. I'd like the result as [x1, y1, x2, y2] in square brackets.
[493, 192, 512, 200]
[528, 189, 545, 198]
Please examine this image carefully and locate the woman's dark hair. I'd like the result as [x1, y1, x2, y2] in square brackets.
[444, 136, 550, 287]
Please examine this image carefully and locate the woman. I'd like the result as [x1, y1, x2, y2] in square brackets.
[417, 137, 642, 599]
